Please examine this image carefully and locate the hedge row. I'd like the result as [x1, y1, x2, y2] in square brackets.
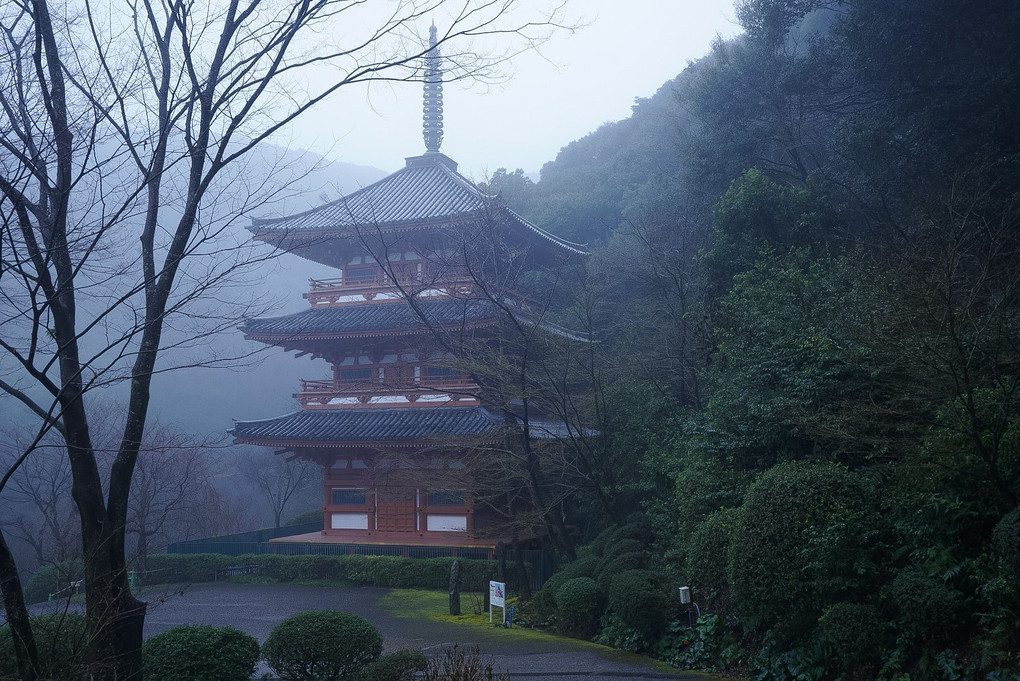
[24, 553, 498, 605]
[142, 553, 496, 590]
[23, 560, 84, 605]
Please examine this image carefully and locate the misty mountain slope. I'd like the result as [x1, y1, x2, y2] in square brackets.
[524, 62, 708, 244]
[148, 147, 387, 437]
[1, 144, 386, 439]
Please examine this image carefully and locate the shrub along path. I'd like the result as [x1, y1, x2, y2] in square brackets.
[131, 582, 690, 680]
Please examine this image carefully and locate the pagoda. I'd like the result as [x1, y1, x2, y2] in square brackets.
[231, 26, 585, 551]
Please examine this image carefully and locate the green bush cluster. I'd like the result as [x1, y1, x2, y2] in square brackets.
[683, 507, 737, 604]
[554, 577, 602, 636]
[138, 613, 421, 681]
[889, 567, 967, 648]
[357, 649, 429, 681]
[142, 625, 259, 681]
[0, 613, 87, 680]
[607, 570, 668, 637]
[262, 611, 383, 681]
[532, 518, 672, 644]
[816, 602, 883, 680]
[728, 461, 877, 639]
[531, 553, 599, 617]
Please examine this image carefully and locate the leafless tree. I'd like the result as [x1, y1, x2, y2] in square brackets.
[0, 436, 79, 570]
[237, 446, 318, 528]
[126, 426, 232, 569]
[0, 1, 571, 678]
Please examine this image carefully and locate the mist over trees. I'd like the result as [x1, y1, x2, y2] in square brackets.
[0, 0, 572, 678]
[490, 0, 1020, 677]
[1, 0, 1016, 678]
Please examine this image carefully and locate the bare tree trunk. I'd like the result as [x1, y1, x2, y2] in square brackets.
[0, 530, 38, 681]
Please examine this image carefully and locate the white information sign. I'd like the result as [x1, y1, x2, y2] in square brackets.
[489, 581, 506, 607]
[489, 580, 506, 623]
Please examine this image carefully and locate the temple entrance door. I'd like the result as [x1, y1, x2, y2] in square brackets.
[375, 488, 416, 532]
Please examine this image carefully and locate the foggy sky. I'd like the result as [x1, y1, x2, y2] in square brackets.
[276, 1, 740, 182]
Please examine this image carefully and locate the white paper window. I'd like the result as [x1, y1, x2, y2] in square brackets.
[426, 515, 467, 532]
[331, 513, 369, 530]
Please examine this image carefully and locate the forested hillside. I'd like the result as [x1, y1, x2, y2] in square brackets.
[510, 0, 1020, 678]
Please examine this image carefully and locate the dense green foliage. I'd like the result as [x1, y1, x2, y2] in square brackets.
[728, 462, 878, 640]
[142, 625, 259, 681]
[606, 570, 668, 638]
[553, 577, 601, 637]
[262, 611, 383, 681]
[0, 613, 86, 680]
[512, 0, 1020, 677]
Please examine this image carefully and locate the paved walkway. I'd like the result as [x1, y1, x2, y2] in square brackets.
[136, 582, 691, 680]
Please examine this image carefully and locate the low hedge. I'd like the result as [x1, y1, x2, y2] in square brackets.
[247, 554, 494, 589]
[142, 625, 259, 681]
[137, 553, 496, 591]
[23, 560, 84, 604]
[143, 553, 237, 584]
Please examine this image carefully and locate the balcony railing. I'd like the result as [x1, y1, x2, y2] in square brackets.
[304, 274, 475, 307]
[296, 375, 481, 407]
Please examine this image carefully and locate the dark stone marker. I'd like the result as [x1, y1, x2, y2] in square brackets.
[449, 559, 462, 616]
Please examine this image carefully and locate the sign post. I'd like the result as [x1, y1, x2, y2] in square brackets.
[489, 580, 506, 624]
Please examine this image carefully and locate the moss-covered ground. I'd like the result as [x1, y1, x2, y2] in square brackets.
[377, 588, 690, 674]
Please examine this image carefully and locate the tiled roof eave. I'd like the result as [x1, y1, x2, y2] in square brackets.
[242, 318, 501, 343]
[250, 212, 485, 236]
[232, 437, 496, 449]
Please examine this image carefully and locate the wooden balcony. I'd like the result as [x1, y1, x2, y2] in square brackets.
[305, 274, 475, 307]
[296, 375, 481, 408]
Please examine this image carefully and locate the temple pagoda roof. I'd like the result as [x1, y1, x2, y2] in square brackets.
[249, 153, 586, 257]
[242, 298, 588, 343]
[242, 299, 496, 340]
[231, 406, 571, 446]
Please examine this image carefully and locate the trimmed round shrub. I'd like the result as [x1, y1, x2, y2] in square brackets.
[263, 611, 383, 681]
[727, 461, 876, 637]
[0, 612, 87, 680]
[555, 577, 602, 637]
[817, 602, 884, 680]
[357, 649, 429, 681]
[533, 554, 599, 616]
[605, 517, 654, 547]
[587, 526, 615, 558]
[142, 625, 259, 681]
[684, 507, 739, 602]
[595, 552, 647, 593]
[601, 538, 647, 562]
[607, 570, 668, 637]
